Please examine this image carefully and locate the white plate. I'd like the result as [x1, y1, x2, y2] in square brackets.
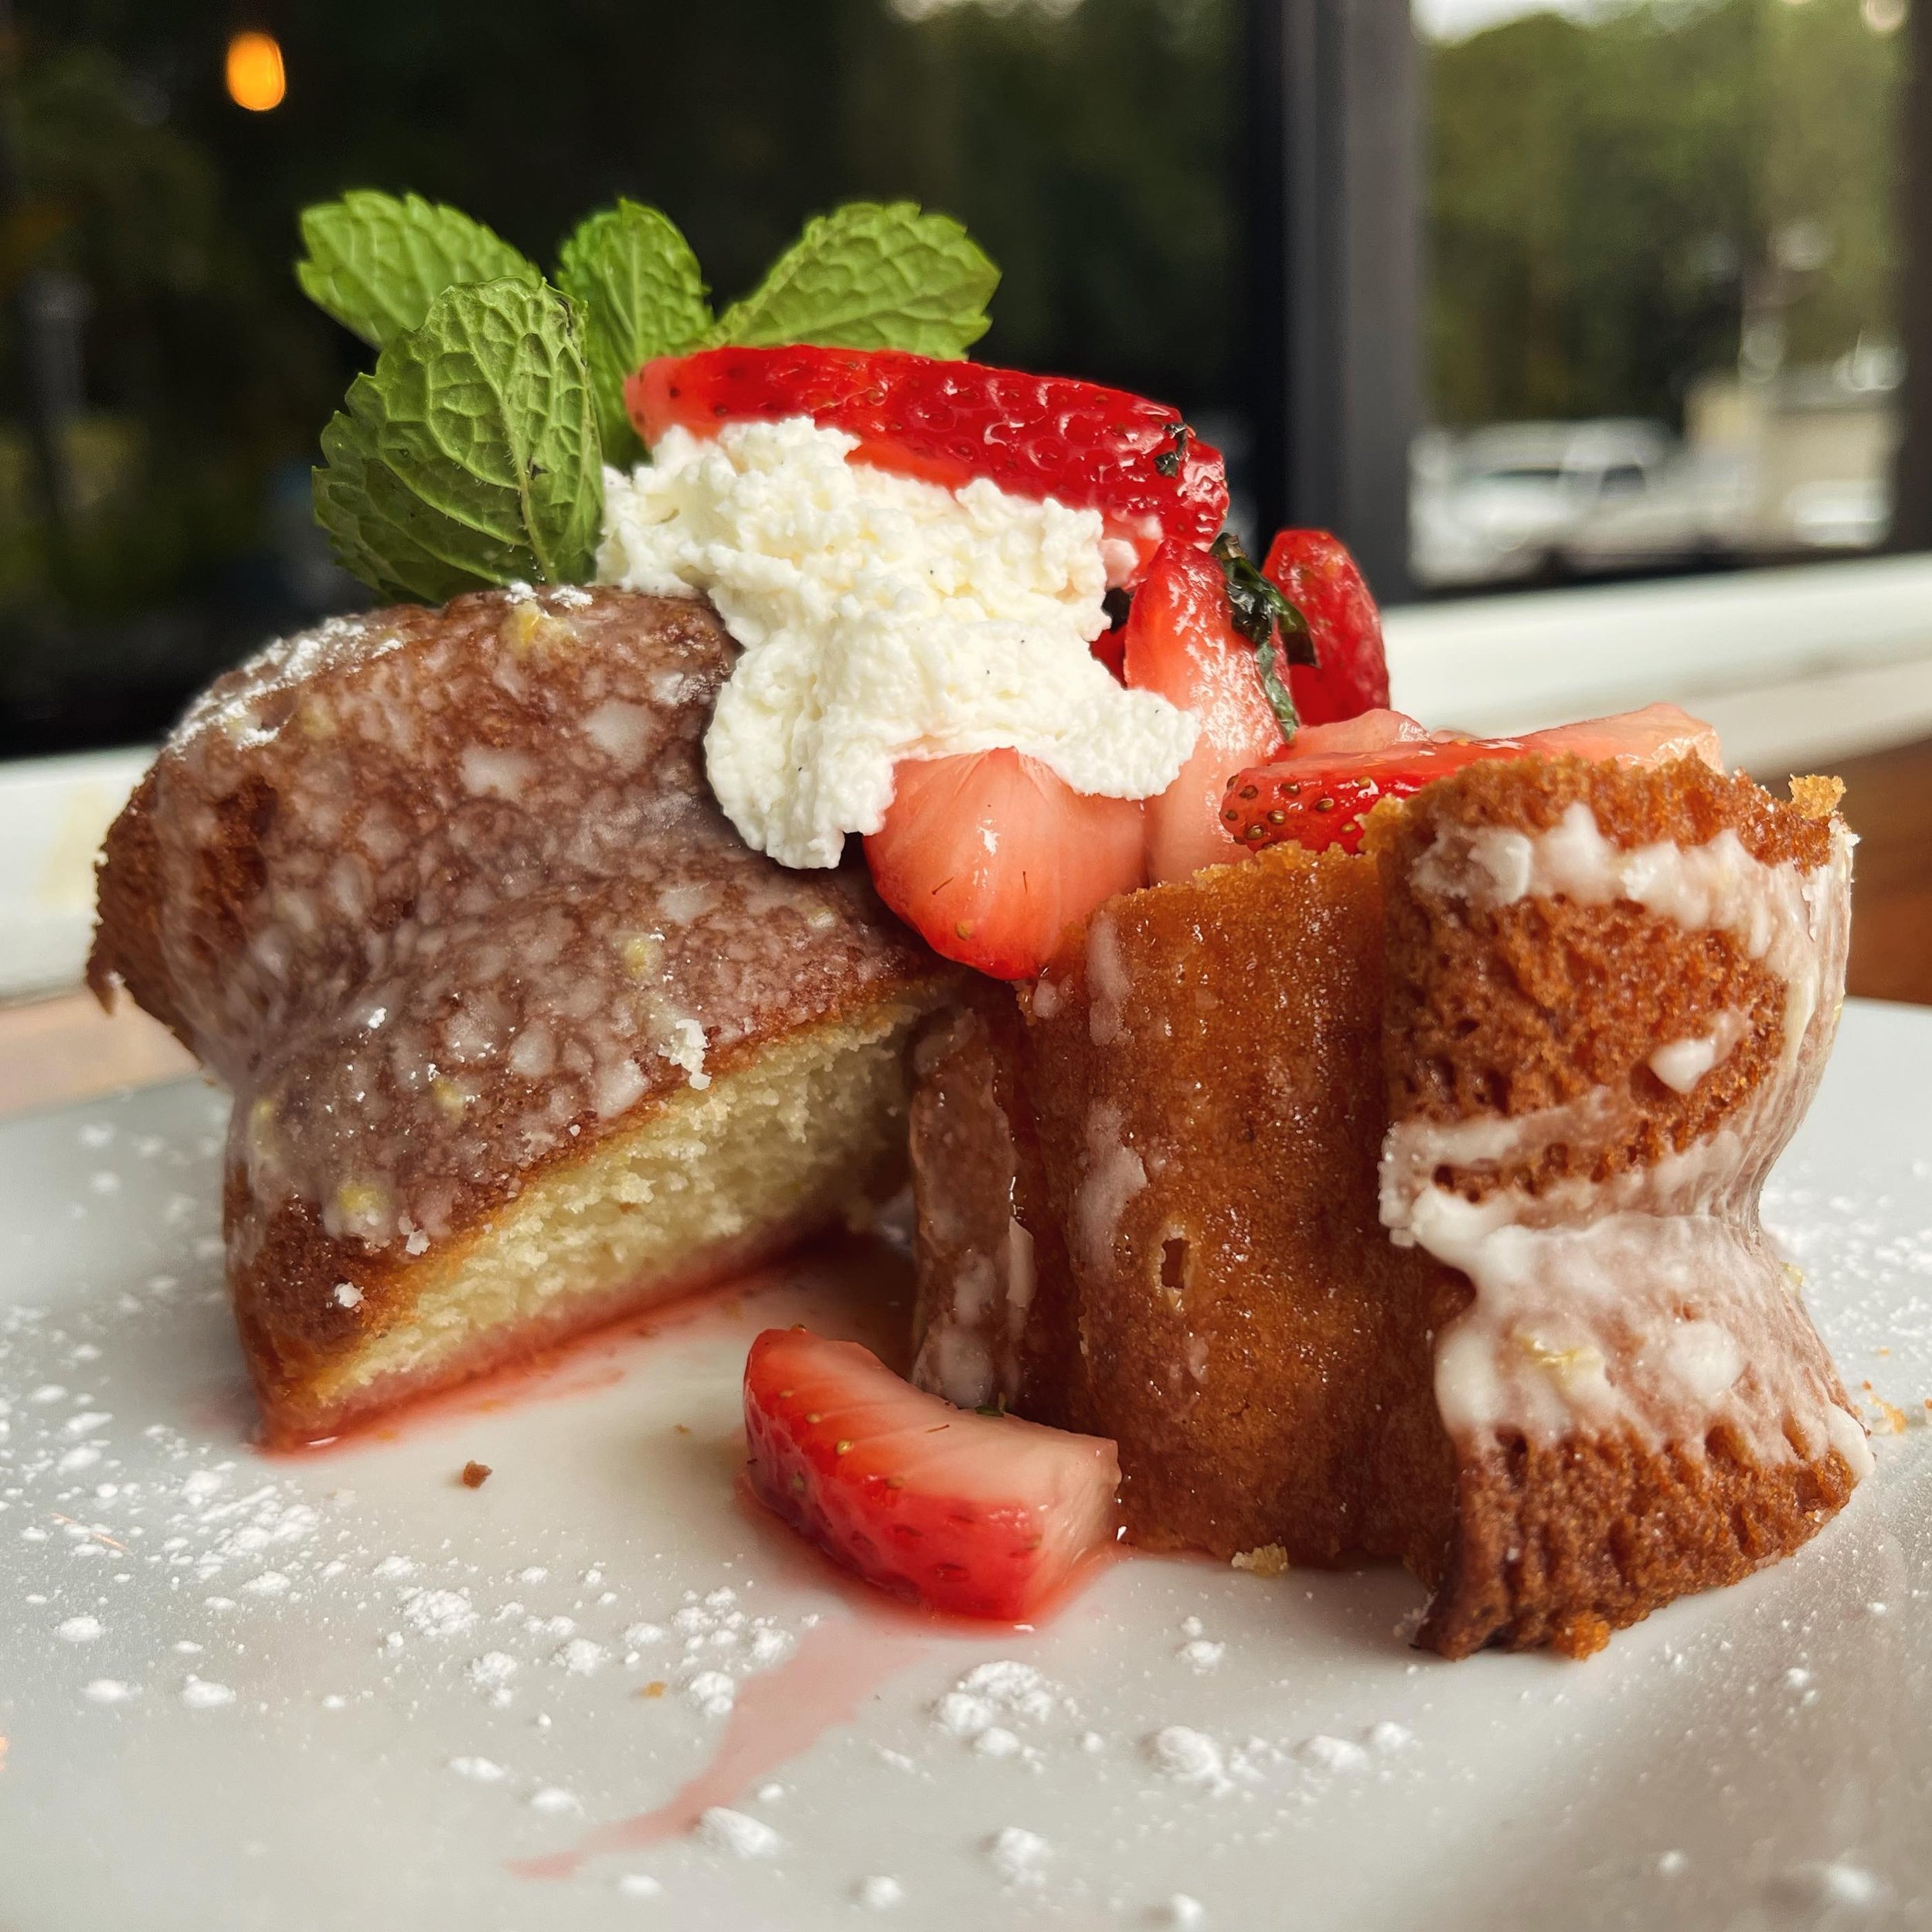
[2, 1000, 1928, 1931]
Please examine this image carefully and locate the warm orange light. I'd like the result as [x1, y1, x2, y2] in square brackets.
[225, 31, 286, 112]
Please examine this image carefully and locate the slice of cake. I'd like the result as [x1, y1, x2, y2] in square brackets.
[907, 752, 1871, 1655]
[1376, 753, 1867, 1655]
[90, 585, 953, 1441]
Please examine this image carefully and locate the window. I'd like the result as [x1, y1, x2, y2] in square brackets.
[2, 0, 1249, 754]
[2, 0, 1925, 757]
[1415, 0, 1914, 592]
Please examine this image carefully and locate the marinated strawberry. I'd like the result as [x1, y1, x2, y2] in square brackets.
[1260, 530, 1389, 725]
[1123, 540, 1286, 883]
[743, 1327, 1121, 1621]
[864, 749, 1145, 979]
[629, 345, 1227, 583]
[1521, 701, 1723, 771]
[1223, 737, 1497, 855]
[1223, 702, 1726, 855]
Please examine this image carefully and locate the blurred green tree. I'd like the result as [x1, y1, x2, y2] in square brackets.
[1427, 0, 1903, 427]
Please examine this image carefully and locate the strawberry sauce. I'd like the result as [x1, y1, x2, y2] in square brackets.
[508, 1611, 934, 1881]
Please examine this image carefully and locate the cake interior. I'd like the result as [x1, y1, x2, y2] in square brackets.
[264, 1000, 927, 1437]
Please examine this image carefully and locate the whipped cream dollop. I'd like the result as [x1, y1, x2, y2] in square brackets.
[597, 418, 1196, 869]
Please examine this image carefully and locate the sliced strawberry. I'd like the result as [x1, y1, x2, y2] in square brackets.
[629, 345, 1227, 584]
[743, 1327, 1121, 1621]
[1223, 738, 1498, 855]
[1261, 529, 1390, 725]
[1289, 707, 1437, 758]
[1521, 701, 1723, 771]
[1223, 703, 1725, 855]
[1122, 539, 1287, 883]
[864, 749, 1145, 979]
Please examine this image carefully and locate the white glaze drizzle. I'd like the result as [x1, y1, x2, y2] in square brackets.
[908, 1016, 1041, 1413]
[1649, 1012, 1749, 1094]
[139, 588, 909, 1270]
[1383, 808, 1868, 1476]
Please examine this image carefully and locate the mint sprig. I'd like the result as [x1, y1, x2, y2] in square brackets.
[710, 202, 997, 358]
[297, 192, 999, 602]
[556, 199, 713, 466]
[296, 191, 539, 351]
[312, 277, 600, 601]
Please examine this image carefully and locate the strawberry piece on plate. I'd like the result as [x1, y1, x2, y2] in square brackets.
[864, 748, 1145, 979]
[1223, 703, 1725, 855]
[1123, 539, 1287, 883]
[628, 344, 1228, 583]
[743, 1327, 1121, 1621]
[1260, 529, 1390, 725]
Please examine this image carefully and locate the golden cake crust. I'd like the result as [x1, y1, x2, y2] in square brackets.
[910, 756, 1868, 1657]
[914, 845, 1466, 1576]
[1376, 755, 1864, 1655]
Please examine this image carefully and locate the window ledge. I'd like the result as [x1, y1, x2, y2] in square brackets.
[1385, 552, 1932, 771]
[5, 554, 1930, 1002]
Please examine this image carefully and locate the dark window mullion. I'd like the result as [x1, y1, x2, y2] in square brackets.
[1247, 0, 1423, 604]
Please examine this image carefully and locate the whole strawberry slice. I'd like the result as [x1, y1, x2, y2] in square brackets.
[864, 749, 1145, 979]
[743, 1328, 1121, 1621]
[1123, 539, 1287, 883]
[629, 344, 1227, 584]
[1261, 529, 1390, 725]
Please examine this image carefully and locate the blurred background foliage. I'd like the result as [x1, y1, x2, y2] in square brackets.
[0, 0, 1905, 750]
[1428, 0, 1903, 425]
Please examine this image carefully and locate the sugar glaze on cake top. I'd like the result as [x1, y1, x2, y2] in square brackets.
[138, 586, 925, 1267]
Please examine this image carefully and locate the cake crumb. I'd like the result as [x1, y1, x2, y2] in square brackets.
[1551, 1611, 1612, 1658]
[637, 1680, 667, 1699]
[1787, 774, 1845, 819]
[460, 1461, 492, 1488]
[1232, 1543, 1288, 1578]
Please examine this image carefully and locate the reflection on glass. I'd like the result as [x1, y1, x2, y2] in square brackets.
[0, 0, 1240, 753]
[0, 0, 1910, 752]
[1416, 0, 1905, 589]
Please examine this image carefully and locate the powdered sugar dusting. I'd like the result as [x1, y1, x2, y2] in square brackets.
[699, 1806, 783, 1859]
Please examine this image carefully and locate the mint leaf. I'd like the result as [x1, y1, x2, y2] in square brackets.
[556, 199, 712, 465]
[711, 201, 998, 358]
[312, 277, 600, 600]
[297, 190, 539, 350]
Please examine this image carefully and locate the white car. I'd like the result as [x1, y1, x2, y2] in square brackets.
[1412, 420, 1743, 589]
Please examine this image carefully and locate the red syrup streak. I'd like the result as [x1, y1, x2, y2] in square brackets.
[510, 1479, 1125, 1883]
[509, 1609, 934, 1881]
